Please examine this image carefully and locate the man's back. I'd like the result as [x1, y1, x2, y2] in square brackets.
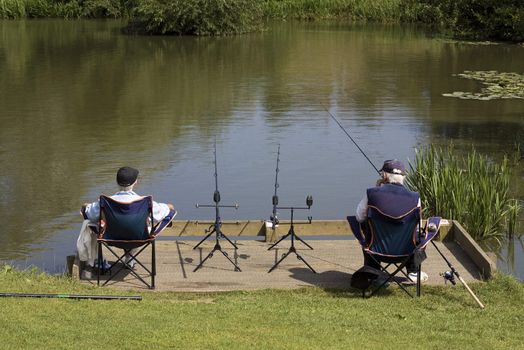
[367, 183, 420, 218]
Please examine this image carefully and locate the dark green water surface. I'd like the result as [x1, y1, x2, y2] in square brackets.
[0, 20, 522, 279]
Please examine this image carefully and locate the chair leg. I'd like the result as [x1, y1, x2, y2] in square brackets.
[98, 241, 156, 289]
[97, 242, 102, 286]
[416, 266, 421, 297]
[368, 257, 415, 298]
[151, 241, 156, 289]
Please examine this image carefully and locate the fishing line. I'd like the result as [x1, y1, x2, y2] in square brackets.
[320, 103, 381, 175]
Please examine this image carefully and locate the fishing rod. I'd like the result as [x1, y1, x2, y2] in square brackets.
[323, 103, 485, 308]
[320, 103, 381, 175]
[0, 293, 141, 301]
[428, 224, 485, 309]
[270, 144, 281, 231]
[193, 139, 241, 272]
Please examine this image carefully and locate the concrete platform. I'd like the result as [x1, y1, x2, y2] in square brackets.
[81, 238, 483, 292]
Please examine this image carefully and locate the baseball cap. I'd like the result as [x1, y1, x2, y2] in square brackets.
[380, 159, 406, 175]
[116, 166, 139, 186]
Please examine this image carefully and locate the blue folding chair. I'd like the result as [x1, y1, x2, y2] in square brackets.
[97, 195, 175, 289]
[348, 208, 441, 298]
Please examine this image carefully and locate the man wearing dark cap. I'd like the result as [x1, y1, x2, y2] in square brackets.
[355, 159, 426, 282]
[79, 166, 175, 268]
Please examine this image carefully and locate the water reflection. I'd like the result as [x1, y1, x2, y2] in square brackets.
[0, 20, 522, 277]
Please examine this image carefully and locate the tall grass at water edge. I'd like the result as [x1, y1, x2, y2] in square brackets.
[0, 0, 408, 21]
[261, 0, 405, 21]
[406, 145, 521, 241]
[0, 0, 124, 19]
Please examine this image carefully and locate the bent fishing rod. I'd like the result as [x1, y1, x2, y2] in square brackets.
[323, 103, 485, 309]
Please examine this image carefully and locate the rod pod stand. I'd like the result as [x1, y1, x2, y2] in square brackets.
[193, 141, 241, 272]
[268, 196, 316, 274]
[268, 145, 312, 251]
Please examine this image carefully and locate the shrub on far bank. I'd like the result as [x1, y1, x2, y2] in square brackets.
[404, 0, 524, 42]
[127, 0, 263, 35]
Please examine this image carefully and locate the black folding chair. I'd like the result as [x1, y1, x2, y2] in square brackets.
[96, 195, 175, 289]
[348, 209, 441, 298]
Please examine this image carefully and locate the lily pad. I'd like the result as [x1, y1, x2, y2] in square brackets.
[439, 39, 500, 46]
[443, 70, 524, 100]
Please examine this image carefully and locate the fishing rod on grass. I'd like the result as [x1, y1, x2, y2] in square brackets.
[323, 103, 485, 309]
[428, 222, 485, 309]
[0, 293, 141, 301]
[193, 139, 241, 272]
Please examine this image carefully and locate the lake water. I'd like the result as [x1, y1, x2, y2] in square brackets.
[0, 20, 522, 279]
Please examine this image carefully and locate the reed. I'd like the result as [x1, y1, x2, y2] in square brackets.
[0, 0, 121, 18]
[406, 145, 520, 241]
[261, 0, 404, 21]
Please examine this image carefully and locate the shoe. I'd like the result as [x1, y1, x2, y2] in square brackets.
[408, 271, 428, 283]
[124, 255, 136, 269]
[90, 259, 111, 270]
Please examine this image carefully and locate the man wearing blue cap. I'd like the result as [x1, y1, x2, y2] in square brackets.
[79, 166, 175, 269]
[355, 159, 426, 282]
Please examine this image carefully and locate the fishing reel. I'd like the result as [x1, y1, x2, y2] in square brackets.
[441, 270, 456, 285]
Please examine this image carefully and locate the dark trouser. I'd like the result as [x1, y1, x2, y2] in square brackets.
[363, 251, 417, 273]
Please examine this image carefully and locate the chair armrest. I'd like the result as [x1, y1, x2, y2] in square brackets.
[347, 216, 367, 246]
[153, 209, 177, 235]
[417, 217, 442, 249]
[427, 217, 442, 233]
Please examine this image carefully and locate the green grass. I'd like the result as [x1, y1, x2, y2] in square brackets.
[0, 266, 523, 349]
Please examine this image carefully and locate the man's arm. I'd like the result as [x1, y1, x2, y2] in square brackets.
[152, 201, 175, 223]
[355, 194, 368, 223]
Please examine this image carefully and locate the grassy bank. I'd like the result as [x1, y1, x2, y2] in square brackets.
[406, 145, 521, 241]
[0, 266, 523, 349]
[1, 0, 523, 40]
